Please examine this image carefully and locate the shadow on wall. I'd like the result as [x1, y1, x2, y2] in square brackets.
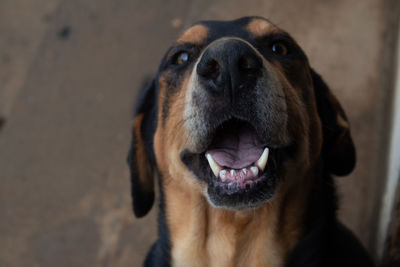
[0, 118, 5, 132]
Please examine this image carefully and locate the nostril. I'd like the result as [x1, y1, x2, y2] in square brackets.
[238, 56, 262, 76]
[197, 58, 220, 81]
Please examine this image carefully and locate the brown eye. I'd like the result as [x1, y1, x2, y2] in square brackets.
[272, 42, 288, 56]
[176, 52, 190, 65]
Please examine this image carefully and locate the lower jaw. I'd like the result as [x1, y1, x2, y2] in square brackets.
[206, 173, 277, 209]
[210, 173, 267, 195]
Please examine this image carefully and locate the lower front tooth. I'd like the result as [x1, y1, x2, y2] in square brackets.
[220, 170, 227, 181]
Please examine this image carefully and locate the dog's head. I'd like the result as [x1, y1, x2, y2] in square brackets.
[128, 17, 355, 217]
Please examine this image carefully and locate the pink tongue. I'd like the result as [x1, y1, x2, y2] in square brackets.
[206, 127, 264, 169]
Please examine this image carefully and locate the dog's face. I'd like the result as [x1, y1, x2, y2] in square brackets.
[128, 17, 355, 216]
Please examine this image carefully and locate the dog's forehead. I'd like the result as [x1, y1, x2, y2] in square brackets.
[177, 17, 280, 44]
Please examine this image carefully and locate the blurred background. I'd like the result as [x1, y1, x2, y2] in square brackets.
[0, 0, 399, 266]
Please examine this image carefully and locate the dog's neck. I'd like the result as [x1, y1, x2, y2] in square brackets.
[163, 176, 312, 267]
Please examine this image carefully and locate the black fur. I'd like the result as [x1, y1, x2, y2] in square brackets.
[143, 171, 171, 267]
[311, 70, 356, 176]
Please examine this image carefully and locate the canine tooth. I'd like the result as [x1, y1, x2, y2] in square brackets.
[242, 168, 247, 175]
[230, 169, 235, 176]
[256, 147, 269, 172]
[206, 154, 222, 177]
[250, 166, 259, 176]
[220, 170, 227, 181]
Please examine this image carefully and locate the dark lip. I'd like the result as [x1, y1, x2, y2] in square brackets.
[207, 172, 277, 208]
[210, 172, 270, 195]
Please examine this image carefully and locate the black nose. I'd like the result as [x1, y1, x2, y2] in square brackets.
[196, 39, 263, 98]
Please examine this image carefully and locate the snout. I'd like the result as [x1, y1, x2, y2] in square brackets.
[196, 38, 263, 102]
[182, 37, 293, 209]
[185, 37, 288, 154]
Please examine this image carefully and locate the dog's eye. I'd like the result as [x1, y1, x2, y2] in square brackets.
[174, 52, 190, 65]
[271, 42, 288, 56]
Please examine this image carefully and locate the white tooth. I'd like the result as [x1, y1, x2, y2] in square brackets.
[242, 168, 247, 175]
[250, 166, 259, 176]
[206, 153, 222, 177]
[256, 147, 270, 172]
[230, 169, 235, 176]
[219, 170, 227, 181]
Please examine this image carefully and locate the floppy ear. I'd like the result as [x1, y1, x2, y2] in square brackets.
[311, 69, 356, 176]
[127, 79, 158, 217]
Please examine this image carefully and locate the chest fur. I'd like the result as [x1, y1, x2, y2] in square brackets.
[166, 192, 291, 267]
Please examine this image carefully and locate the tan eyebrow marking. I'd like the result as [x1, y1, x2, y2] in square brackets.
[246, 18, 278, 37]
[178, 24, 209, 44]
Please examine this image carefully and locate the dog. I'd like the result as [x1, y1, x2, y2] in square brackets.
[127, 16, 373, 267]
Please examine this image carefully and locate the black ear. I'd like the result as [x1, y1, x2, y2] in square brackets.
[127, 79, 158, 217]
[311, 69, 356, 176]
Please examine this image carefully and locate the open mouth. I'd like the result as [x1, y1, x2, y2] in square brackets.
[181, 118, 290, 209]
[205, 119, 270, 193]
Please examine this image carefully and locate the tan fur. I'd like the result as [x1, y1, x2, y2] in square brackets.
[178, 24, 209, 44]
[247, 18, 279, 38]
[337, 113, 350, 129]
[162, 167, 316, 267]
[155, 71, 209, 266]
[134, 114, 154, 193]
[155, 73, 194, 177]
